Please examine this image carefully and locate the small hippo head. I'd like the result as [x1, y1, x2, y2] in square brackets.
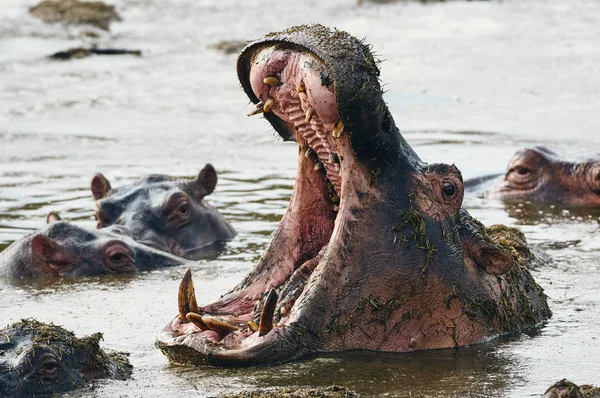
[0, 212, 184, 280]
[91, 164, 235, 260]
[490, 145, 600, 206]
[0, 319, 132, 397]
[156, 24, 550, 366]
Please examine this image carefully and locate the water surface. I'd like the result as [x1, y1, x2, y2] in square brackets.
[1, 0, 600, 396]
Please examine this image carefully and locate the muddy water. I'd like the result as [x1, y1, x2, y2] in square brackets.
[1, 0, 600, 396]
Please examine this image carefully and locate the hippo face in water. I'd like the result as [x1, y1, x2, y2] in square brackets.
[0, 319, 132, 397]
[0, 212, 185, 280]
[156, 24, 550, 366]
[489, 146, 600, 206]
[91, 164, 236, 260]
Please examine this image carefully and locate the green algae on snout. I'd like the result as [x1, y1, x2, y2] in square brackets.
[464, 224, 551, 332]
[29, 0, 121, 30]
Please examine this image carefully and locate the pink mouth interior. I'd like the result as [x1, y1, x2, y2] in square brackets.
[169, 46, 350, 350]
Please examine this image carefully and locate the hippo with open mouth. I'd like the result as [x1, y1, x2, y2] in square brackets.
[468, 146, 600, 206]
[156, 24, 551, 366]
[0, 212, 185, 280]
[91, 164, 236, 260]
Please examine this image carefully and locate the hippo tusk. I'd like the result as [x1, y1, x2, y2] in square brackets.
[247, 102, 265, 117]
[332, 120, 344, 138]
[296, 81, 306, 93]
[247, 320, 258, 332]
[259, 288, 278, 337]
[305, 147, 315, 158]
[201, 316, 239, 335]
[263, 97, 275, 112]
[178, 268, 199, 321]
[263, 77, 279, 86]
[186, 312, 209, 330]
[305, 106, 315, 124]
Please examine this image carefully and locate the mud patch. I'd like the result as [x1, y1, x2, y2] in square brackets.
[209, 40, 248, 55]
[29, 0, 121, 30]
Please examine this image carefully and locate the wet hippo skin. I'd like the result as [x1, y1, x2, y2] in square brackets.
[0, 212, 185, 280]
[156, 24, 551, 366]
[0, 319, 132, 397]
[91, 164, 236, 260]
[466, 146, 600, 207]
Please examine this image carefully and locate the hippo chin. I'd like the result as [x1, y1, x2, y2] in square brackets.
[156, 24, 551, 366]
[91, 164, 236, 260]
[0, 319, 132, 397]
[476, 146, 600, 206]
[0, 212, 185, 280]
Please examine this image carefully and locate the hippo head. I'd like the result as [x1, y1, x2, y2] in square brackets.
[489, 146, 600, 206]
[0, 319, 131, 397]
[0, 212, 184, 279]
[91, 164, 236, 260]
[156, 25, 550, 366]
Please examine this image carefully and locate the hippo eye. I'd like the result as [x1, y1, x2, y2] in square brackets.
[105, 243, 135, 271]
[109, 252, 126, 262]
[179, 204, 189, 215]
[442, 182, 456, 198]
[516, 166, 530, 175]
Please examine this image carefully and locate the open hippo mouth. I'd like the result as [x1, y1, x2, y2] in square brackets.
[156, 25, 550, 366]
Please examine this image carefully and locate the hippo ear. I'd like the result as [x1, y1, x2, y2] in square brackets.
[31, 235, 66, 264]
[46, 211, 62, 224]
[192, 164, 218, 200]
[91, 173, 112, 200]
[463, 238, 514, 276]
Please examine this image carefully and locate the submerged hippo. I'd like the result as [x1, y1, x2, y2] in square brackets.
[156, 24, 551, 366]
[0, 319, 131, 397]
[468, 146, 600, 206]
[543, 379, 600, 398]
[91, 164, 236, 260]
[0, 212, 184, 280]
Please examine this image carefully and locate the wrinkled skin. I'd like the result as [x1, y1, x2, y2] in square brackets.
[0, 212, 185, 280]
[156, 24, 551, 366]
[469, 146, 600, 206]
[91, 164, 236, 260]
[0, 319, 132, 397]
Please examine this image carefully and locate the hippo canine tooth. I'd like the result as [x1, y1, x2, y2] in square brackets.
[263, 77, 279, 86]
[305, 148, 315, 158]
[332, 120, 344, 138]
[186, 312, 209, 330]
[259, 288, 278, 337]
[178, 268, 199, 321]
[263, 98, 275, 112]
[305, 106, 315, 124]
[247, 102, 265, 117]
[314, 162, 324, 171]
[296, 81, 306, 93]
[201, 316, 239, 335]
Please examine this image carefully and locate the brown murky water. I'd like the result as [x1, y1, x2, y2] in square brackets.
[1, 0, 600, 396]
